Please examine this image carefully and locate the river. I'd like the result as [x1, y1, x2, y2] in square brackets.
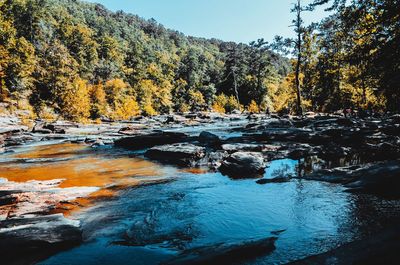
[1, 134, 399, 264]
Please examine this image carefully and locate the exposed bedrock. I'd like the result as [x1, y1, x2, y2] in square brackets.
[114, 131, 191, 150]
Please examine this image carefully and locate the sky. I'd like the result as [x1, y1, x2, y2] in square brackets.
[85, 0, 329, 44]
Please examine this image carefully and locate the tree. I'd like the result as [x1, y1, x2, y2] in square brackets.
[292, 0, 306, 115]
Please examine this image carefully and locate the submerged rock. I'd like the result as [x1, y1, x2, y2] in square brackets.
[145, 143, 206, 166]
[165, 237, 277, 265]
[256, 176, 292, 185]
[219, 152, 266, 178]
[115, 131, 190, 150]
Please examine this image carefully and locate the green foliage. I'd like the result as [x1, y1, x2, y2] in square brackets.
[0, 0, 290, 120]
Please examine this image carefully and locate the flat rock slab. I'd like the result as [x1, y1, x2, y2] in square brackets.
[299, 160, 400, 198]
[0, 214, 82, 264]
[145, 143, 206, 166]
[115, 131, 191, 150]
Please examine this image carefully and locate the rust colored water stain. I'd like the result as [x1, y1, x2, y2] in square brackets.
[0, 143, 168, 216]
[0, 144, 163, 188]
[12, 143, 88, 159]
[181, 167, 209, 174]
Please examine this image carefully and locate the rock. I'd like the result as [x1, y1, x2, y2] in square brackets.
[118, 126, 138, 136]
[145, 143, 206, 166]
[289, 226, 400, 265]
[219, 152, 266, 178]
[165, 237, 277, 265]
[195, 151, 229, 169]
[300, 161, 400, 198]
[256, 176, 291, 185]
[4, 134, 36, 147]
[114, 131, 190, 150]
[288, 145, 313, 160]
[0, 214, 82, 264]
[42, 124, 67, 134]
[198, 131, 221, 146]
[32, 122, 53, 134]
[165, 115, 189, 124]
[267, 118, 294, 128]
[221, 143, 272, 153]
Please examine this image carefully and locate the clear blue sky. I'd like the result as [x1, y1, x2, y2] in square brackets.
[85, 0, 328, 44]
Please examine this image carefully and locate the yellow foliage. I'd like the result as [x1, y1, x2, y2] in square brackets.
[188, 89, 206, 111]
[104, 79, 128, 104]
[271, 73, 298, 113]
[59, 78, 90, 122]
[247, 100, 260, 113]
[179, 103, 190, 113]
[211, 94, 242, 113]
[212, 94, 228, 113]
[142, 103, 158, 116]
[110, 96, 140, 120]
[89, 83, 107, 118]
[225, 95, 242, 113]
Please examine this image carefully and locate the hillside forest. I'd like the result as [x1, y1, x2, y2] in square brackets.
[0, 0, 399, 122]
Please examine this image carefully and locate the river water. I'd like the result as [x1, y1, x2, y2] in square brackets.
[1, 137, 400, 264]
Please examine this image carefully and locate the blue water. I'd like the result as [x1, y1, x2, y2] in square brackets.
[39, 158, 400, 265]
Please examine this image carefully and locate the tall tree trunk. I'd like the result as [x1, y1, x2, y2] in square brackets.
[295, 0, 303, 116]
[232, 69, 239, 102]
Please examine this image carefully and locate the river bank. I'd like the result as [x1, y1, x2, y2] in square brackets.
[1, 112, 400, 264]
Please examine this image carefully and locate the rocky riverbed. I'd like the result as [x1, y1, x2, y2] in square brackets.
[1, 112, 400, 264]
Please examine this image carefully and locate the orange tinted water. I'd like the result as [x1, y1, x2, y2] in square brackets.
[0, 143, 162, 188]
[0, 143, 166, 215]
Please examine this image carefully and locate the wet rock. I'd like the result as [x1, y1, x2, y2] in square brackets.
[198, 131, 221, 146]
[221, 143, 264, 153]
[289, 226, 400, 265]
[165, 237, 277, 265]
[219, 152, 266, 178]
[0, 214, 82, 265]
[115, 131, 190, 150]
[287, 145, 314, 160]
[4, 134, 36, 147]
[317, 143, 351, 160]
[42, 124, 67, 134]
[195, 151, 229, 169]
[300, 160, 400, 197]
[165, 115, 189, 124]
[256, 176, 291, 185]
[145, 143, 206, 166]
[343, 161, 400, 196]
[118, 126, 138, 136]
[267, 118, 294, 128]
[32, 122, 53, 134]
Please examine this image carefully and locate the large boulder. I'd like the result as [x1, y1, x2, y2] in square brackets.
[114, 131, 190, 150]
[219, 152, 266, 178]
[145, 143, 206, 166]
[198, 131, 221, 146]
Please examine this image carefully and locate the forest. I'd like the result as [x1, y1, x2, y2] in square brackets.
[0, 0, 399, 122]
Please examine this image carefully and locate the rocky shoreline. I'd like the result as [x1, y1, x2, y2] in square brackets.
[1, 112, 400, 264]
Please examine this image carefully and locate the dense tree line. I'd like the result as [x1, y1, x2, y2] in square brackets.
[0, 0, 289, 121]
[274, 0, 400, 114]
